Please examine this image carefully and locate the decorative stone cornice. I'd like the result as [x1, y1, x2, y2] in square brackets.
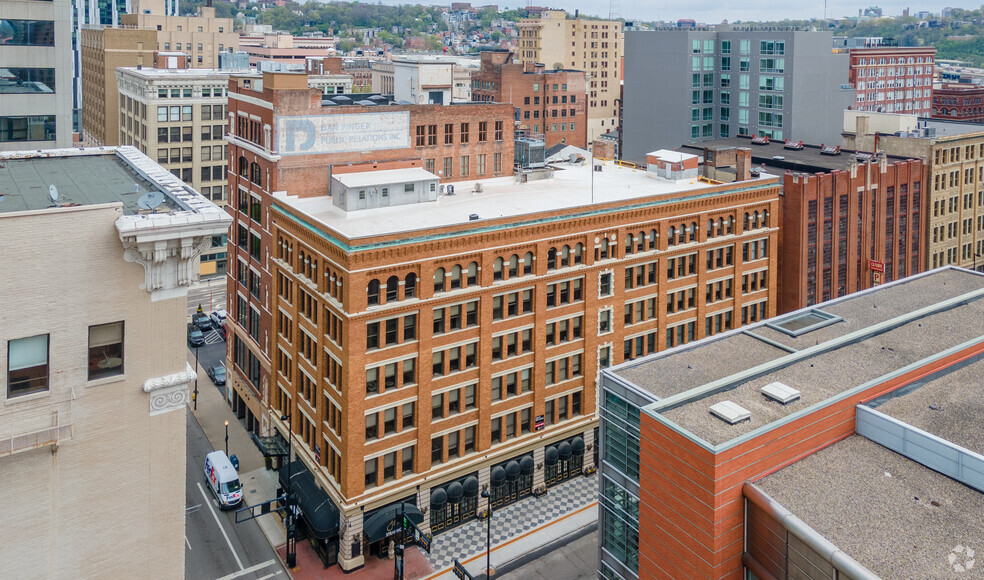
[143, 363, 197, 416]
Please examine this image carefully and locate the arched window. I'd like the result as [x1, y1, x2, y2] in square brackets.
[561, 245, 571, 267]
[250, 162, 262, 185]
[636, 232, 645, 253]
[367, 279, 380, 306]
[434, 268, 446, 293]
[574, 243, 584, 264]
[546, 249, 557, 271]
[508, 255, 519, 278]
[493, 258, 503, 281]
[386, 276, 399, 302]
[689, 222, 697, 242]
[649, 229, 657, 250]
[744, 212, 751, 231]
[467, 262, 479, 285]
[598, 238, 610, 260]
[238, 156, 248, 177]
[726, 216, 734, 234]
[667, 226, 676, 247]
[625, 233, 634, 254]
[707, 219, 715, 238]
[763, 210, 769, 227]
[450, 265, 462, 289]
[405, 273, 417, 298]
[523, 253, 533, 275]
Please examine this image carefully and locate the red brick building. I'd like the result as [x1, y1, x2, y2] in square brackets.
[471, 50, 587, 149]
[599, 267, 984, 580]
[224, 70, 514, 436]
[848, 46, 935, 115]
[780, 156, 925, 313]
[931, 83, 984, 122]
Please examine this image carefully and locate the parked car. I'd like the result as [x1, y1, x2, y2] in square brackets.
[188, 326, 205, 347]
[210, 309, 227, 327]
[193, 313, 213, 331]
[206, 363, 226, 386]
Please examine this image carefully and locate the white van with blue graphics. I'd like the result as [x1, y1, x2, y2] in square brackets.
[204, 451, 242, 509]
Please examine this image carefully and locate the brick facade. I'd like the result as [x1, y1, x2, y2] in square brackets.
[779, 157, 925, 313]
[848, 46, 934, 116]
[472, 50, 587, 149]
[932, 83, 984, 122]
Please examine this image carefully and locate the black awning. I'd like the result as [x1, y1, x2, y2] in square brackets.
[252, 433, 289, 457]
[278, 460, 340, 540]
[363, 502, 424, 544]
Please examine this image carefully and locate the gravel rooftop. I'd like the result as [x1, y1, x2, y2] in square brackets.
[608, 268, 984, 446]
[756, 435, 984, 580]
[873, 356, 984, 456]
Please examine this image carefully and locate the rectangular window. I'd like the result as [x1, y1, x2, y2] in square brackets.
[0, 115, 56, 143]
[88, 322, 124, 381]
[8, 334, 49, 396]
[0, 20, 55, 46]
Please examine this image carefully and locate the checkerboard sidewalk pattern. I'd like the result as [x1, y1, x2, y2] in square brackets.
[425, 474, 598, 570]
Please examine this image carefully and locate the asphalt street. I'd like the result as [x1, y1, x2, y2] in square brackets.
[185, 406, 286, 580]
[187, 277, 227, 319]
[498, 528, 598, 580]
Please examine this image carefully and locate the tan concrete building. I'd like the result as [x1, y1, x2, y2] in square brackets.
[843, 111, 984, 272]
[80, 26, 158, 145]
[121, 0, 239, 69]
[517, 9, 621, 143]
[0, 146, 230, 577]
[80, 0, 237, 147]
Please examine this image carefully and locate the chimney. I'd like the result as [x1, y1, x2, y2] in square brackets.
[736, 148, 752, 181]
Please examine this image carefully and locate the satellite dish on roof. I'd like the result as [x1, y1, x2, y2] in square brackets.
[137, 191, 166, 212]
[48, 184, 59, 204]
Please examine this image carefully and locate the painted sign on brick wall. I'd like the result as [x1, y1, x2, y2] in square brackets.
[277, 111, 411, 155]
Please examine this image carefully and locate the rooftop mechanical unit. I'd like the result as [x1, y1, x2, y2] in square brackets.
[761, 382, 801, 404]
[709, 401, 751, 425]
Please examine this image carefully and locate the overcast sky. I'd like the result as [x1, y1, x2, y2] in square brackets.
[372, 1, 960, 23]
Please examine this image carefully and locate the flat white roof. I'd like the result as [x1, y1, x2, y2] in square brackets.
[647, 149, 695, 162]
[276, 160, 775, 240]
[334, 167, 439, 188]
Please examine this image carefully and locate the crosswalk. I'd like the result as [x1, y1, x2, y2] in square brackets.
[204, 330, 224, 345]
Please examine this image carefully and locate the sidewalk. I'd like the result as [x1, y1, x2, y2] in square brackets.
[423, 473, 599, 580]
[187, 353, 286, 550]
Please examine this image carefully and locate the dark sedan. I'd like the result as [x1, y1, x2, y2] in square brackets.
[193, 313, 213, 331]
[188, 326, 205, 347]
[206, 363, 226, 386]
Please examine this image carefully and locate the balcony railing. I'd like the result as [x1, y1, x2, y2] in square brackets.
[0, 389, 75, 458]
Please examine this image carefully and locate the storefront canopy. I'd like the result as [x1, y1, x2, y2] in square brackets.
[278, 460, 340, 540]
[363, 502, 424, 544]
[252, 432, 289, 457]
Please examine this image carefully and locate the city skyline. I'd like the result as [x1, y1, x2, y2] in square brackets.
[370, 0, 961, 23]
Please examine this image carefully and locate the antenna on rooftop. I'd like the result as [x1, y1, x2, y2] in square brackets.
[609, 0, 620, 21]
[48, 184, 59, 207]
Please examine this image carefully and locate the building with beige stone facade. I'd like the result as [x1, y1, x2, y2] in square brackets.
[0, 146, 230, 577]
[80, 0, 238, 146]
[517, 9, 621, 143]
[843, 111, 984, 272]
[121, 0, 239, 69]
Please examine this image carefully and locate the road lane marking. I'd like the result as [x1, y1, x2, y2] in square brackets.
[185, 536, 192, 550]
[253, 572, 282, 580]
[214, 559, 278, 580]
[197, 482, 244, 570]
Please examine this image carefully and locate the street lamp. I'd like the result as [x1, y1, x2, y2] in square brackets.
[224, 420, 229, 456]
[480, 489, 493, 579]
[193, 345, 200, 411]
[281, 412, 296, 568]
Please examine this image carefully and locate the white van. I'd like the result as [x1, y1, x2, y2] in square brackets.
[204, 451, 243, 509]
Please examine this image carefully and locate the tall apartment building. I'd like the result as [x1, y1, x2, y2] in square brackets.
[472, 50, 588, 149]
[0, 146, 229, 577]
[843, 111, 984, 272]
[120, 0, 238, 68]
[597, 267, 984, 580]
[79, 0, 237, 146]
[79, 26, 157, 145]
[517, 9, 621, 143]
[847, 46, 934, 115]
[622, 26, 854, 161]
[224, 71, 780, 571]
[1, 0, 75, 150]
[932, 83, 984, 122]
[71, 0, 129, 131]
